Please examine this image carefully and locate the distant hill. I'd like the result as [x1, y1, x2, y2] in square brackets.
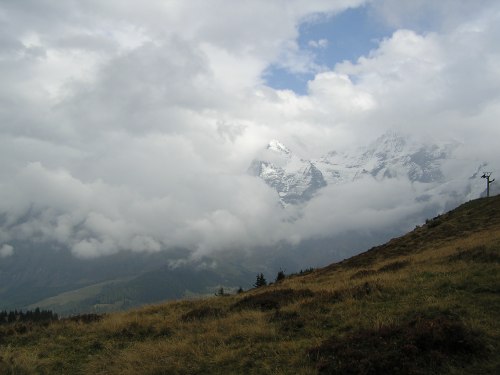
[1, 195, 499, 374]
[0, 244, 254, 315]
[27, 261, 254, 315]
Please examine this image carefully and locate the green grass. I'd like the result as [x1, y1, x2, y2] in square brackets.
[26, 278, 130, 310]
[1, 196, 499, 374]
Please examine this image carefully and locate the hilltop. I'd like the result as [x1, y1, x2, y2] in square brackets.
[1, 196, 499, 374]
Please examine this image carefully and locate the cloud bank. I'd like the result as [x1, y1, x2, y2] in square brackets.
[0, 1, 499, 258]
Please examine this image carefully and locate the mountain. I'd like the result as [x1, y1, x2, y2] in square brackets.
[0, 243, 254, 315]
[26, 261, 254, 316]
[315, 131, 454, 184]
[251, 132, 490, 205]
[1, 196, 498, 374]
[249, 140, 327, 205]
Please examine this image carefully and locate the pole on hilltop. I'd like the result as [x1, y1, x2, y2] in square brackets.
[481, 172, 495, 197]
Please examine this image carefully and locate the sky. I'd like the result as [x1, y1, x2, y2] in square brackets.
[0, 0, 499, 259]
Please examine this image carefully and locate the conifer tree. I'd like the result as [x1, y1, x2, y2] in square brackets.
[253, 273, 267, 288]
[275, 269, 286, 282]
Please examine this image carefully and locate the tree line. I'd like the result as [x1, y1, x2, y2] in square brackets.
[0, 308, 58, 324]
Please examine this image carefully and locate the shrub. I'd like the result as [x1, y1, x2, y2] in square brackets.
[308, 312, 485, 374]
[311, 282, 382, 306]
[66, 313, 103, 324]
[181, 307, 225, 322]
[378, 260, 410, 273]
[350, 269, 377, 280]
[269, 310, 305, 335]
[231, 289, 314, 311]
[448, 245, 500, 263]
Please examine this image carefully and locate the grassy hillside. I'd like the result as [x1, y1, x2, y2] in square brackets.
[1, 196, 499, 374]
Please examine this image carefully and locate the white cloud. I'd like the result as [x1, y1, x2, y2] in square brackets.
[0, 162, 284, 257]
[308, 72, 376, 114]
[0, 1, 499, 259]
[371, 0, 499, 32]
[308, 38, 329, 48]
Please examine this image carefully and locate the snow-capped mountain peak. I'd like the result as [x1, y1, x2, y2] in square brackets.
[267, 139, 291, 155]
[249, 140, 326, 205]
[250, 132, 488, 206]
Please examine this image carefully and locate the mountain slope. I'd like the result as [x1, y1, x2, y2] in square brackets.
[0, 245, 253, 315]
[1, 195, 499, 374]
[26, 263, 253, 316]
[325, 193, 500, 271]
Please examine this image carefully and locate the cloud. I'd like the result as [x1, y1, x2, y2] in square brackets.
[0, 1, 499, 259]
[0, 244, 14, 258]
[308, 39, 329, 49]
[0, 162, 284, 258]
[371, 0, 499, 32]
[296, 8, 500, 153]
[288, 178, 424, 240]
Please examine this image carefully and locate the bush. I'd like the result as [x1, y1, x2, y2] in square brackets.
[448, 245, 500, 263]
[181, 307, 225, 322]
[378, 260, 410, 273]
[231, 289, 314, 311]
[349, 269, 377, 280]
[308, 312, 485, 374]
[66, 313, 102, 324]
[269, 310, 305, 334]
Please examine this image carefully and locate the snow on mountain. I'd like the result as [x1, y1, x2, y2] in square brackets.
[249, 140, 326, 205]
[250, 132, 488, 206]
[316, 131, 458, 184]
[267, 139, 291, 155]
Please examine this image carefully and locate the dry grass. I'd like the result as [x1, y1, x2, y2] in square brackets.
[1, 196, 500, 374]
